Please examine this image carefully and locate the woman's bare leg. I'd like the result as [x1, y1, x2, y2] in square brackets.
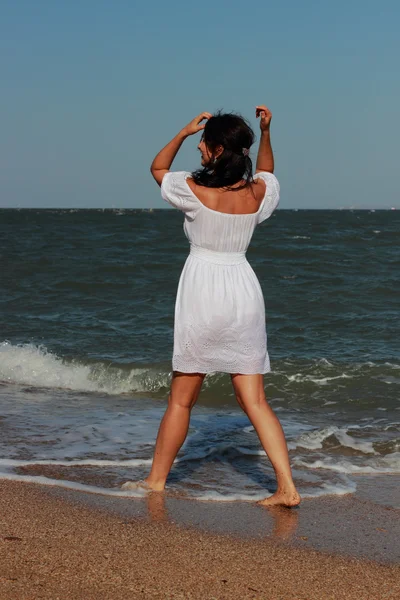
[142, 371, 206, 491]
[231, 373, 301, 507]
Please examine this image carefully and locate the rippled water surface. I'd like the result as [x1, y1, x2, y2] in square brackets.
[0, 208, 399, 504]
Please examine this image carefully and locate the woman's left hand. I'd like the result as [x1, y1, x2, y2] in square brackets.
[256, 105, 272, 132]
[181, 112, 212, 137]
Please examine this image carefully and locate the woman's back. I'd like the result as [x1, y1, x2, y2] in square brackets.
[161, 170, 280, 253]
[186, 176, 266, 215]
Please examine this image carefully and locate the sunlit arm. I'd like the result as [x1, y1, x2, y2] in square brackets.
[255, 105, 274, 174]
[150, 131, 188, 187]
[255, 130, 274, 174]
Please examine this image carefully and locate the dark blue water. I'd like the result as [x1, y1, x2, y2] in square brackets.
[0, 209, 399, 503]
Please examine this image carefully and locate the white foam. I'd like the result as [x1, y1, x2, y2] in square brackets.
[286, 373, 352, 385]
[317, 358, 334, 367]
[0, 470, 357, 502]
[288, 426, 377, 454]
[335, 430, 377, 455]
[293, 452, 400, 475]
[236, 447, 266, 457]
[195, 484, 356, 501]
[0, 341, 166, 395]
[0, 471, 150, 498]
[300, 479, 357, 498]
[194, 491, 266, 502]
[242, 425, 255, 433]
[383, 423, 400, 431]
[0, 458, 153, 468]
[288, 427, 335, 450]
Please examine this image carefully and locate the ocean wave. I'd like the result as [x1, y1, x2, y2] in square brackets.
[288, 426, 378, 455]
[0, 341, 170, 395]
[1, 341, 399, 400]
[293, 452, 400, 474]
[285, 373, 352, 385]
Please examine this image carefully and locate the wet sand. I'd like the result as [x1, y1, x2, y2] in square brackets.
[1, 480, 399, 599]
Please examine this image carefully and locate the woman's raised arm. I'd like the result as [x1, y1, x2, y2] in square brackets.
[150, 112, 212, 186]
[255, 105, 274, 174]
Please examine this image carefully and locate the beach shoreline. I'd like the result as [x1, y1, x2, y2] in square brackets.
[1, 480, 399, 600]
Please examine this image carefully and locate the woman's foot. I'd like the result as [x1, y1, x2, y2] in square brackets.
[257, 488, 301, 508]
[121, 478, 165, 492]
[121, 479, 165, 492]
[121, 479, 151, 492]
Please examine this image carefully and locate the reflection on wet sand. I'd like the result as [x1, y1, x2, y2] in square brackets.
[267, 505, 299, 540]
[145, 492, 299, 542]
[146, 492, 168, 523]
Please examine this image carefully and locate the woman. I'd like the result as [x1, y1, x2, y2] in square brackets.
[123, 105, 300, 507]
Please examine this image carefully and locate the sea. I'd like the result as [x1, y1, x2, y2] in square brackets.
[0, 208, 399, 506]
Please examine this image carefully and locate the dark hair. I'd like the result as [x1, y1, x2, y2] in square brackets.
[191, 111, 255, 190]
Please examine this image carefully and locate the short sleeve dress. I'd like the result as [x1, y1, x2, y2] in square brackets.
[161, 170, 280, 374]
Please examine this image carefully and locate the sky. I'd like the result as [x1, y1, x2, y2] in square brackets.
[0, 0, 399, 209]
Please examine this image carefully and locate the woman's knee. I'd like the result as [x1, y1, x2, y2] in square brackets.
[168, 372, 205, 410]
[231, 373, 265, 412]
[167, 392, 195, 410]
[242, 394, 265, 414]
[234, 392, 247, 413]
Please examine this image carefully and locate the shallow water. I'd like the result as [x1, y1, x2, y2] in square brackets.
[0, 209, 399, 504]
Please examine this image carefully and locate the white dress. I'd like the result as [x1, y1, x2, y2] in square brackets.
[161, 170, 280, 374]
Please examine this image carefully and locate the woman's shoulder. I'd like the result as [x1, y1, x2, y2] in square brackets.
[160, 171, 199, 219]
[253, 171, 280, 223]
[161, 170, 192, 189]
[253, 170, 279, 187]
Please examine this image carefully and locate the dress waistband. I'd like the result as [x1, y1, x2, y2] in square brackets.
[189, 244, 247, 265]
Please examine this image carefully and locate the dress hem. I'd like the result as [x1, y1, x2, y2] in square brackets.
[171, 363, 272, 375]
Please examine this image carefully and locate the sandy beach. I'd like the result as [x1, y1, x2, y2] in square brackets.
[1, 480, 399, 600]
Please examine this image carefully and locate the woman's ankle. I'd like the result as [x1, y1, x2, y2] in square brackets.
[275, 474, 297, 492]
[145, 475, 167, 490]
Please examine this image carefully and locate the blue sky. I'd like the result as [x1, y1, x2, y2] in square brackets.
[0, 0, 399, 209]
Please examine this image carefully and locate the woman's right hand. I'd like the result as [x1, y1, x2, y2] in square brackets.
[181, 112, 212, 137]
[256, 105, 272, 132]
